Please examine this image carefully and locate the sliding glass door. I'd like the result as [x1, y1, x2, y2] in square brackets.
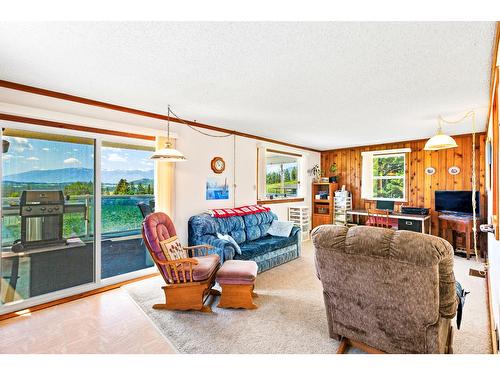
[0, 124, 157, 311]
[100, 141, 155, 279]
[1, 129, 95, 305]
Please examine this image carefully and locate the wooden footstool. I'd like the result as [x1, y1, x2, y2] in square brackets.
[216, 260, 258, 309]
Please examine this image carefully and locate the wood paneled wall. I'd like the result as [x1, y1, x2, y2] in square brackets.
[320, 133, 486, 235]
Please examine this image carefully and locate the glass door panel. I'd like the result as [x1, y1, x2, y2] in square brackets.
[1, 129, 95, 305]
[100, 141, 155, 278]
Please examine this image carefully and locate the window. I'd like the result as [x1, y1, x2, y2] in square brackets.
[1, 129, 95, 304]
[263, 150, 301, 199]
[361, 149, 409, 201]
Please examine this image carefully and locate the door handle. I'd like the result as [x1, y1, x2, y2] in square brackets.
[480, 224, 496, 234]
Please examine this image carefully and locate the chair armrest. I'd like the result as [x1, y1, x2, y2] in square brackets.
[149, 252, 199, 284]
[184, 244, 214, 257]
[194, 234, 236, 262]
[438, 239, 458, 318]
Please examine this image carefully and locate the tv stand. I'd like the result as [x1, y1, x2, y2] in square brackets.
[437, 213, 483, 259]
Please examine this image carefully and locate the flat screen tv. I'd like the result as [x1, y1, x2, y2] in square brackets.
[434, 190, 480, 215]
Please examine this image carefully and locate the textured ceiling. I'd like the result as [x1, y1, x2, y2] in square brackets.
[0, 22, 496, 150]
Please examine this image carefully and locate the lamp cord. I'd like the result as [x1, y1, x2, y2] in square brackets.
[439, 111, 479, 262]
[168, 107, 232, 138]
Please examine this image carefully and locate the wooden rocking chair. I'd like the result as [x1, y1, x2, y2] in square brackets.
[142, 212, 221, 313]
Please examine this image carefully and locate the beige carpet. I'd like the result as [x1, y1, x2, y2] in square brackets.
[124, 241, 491, 354]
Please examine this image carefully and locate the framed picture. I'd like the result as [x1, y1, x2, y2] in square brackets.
[206, 177, 229, 200]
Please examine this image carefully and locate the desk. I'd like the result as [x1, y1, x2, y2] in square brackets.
[346, 209, 431, 234]
[438, 214, 484, 259]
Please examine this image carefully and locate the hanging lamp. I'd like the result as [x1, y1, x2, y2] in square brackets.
[150, 105, 187, 161]
[423, 117, 458, 151]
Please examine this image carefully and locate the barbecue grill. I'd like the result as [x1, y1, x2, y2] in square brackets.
[18, 190, 66, 249]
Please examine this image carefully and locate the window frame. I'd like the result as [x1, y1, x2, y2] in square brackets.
[361, 150, 409, 202]
[257, 148, 304, 204]
[0, 120, 157, 315]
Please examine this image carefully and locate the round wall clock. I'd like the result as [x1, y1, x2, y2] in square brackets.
[425, 167, 436, 175]
[211, 157, 226, 174]
[448, 166, 461, 175]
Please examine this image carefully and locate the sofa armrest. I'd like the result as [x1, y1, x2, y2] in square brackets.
[193, 234, 236, 263]
[290, 226, 301, 238]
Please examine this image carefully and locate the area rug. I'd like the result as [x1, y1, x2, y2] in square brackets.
[124, 241, 491, 354]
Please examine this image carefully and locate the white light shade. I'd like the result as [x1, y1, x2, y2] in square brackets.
[424, 132, 458, 151]
[150, 146, 187, 161]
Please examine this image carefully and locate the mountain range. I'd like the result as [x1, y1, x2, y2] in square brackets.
[3, 167, 154, 184]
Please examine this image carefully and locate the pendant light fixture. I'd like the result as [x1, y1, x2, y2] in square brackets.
[423, 117, 458, 151]
[150, 105, 187, 162]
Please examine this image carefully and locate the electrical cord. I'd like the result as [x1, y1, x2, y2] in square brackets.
[438, 111, 479, 262]
[168, 107, 232, 138]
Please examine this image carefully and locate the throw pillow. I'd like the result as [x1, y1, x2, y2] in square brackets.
[216, 232, 242, 255]
[267, 220, 294, 237]
[159, 236, 187, 261]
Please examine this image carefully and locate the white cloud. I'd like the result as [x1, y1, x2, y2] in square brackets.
[64, 157, 81, 165]
[107, 153, 127, 162]
[26, 156, 39, 161]
[13, 137, 28, 144]
[42, 148, 50, 151]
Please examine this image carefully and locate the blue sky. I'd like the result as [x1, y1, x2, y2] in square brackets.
[2, 136, 154, 176]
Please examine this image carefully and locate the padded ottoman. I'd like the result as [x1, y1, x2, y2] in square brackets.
[216, 260, 258, 309]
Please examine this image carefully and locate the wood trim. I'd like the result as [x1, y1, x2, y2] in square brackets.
[0, 272, 159, 322]
[486, 268, 499, 353]
[266, 148, 303, 158]
[322, 132, 487, 153]
[257, 197, 305, 205]
[0, 80, 320, 153]
[0, 113, 155, 141]
[486, 22, 500, 131]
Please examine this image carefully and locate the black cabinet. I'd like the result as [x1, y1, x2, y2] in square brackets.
[398, 219, 422, 232]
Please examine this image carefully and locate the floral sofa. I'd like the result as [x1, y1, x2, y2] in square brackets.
[188, 211, 300, 273]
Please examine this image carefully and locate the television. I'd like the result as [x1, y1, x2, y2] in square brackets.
[434, 190, 480, 215]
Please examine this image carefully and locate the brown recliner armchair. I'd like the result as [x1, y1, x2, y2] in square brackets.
[312, 225, 458, 354]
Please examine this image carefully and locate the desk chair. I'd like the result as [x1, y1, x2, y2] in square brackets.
[367, 209, 393, 229]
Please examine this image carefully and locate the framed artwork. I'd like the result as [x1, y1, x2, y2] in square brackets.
[206, 177, 229, 200]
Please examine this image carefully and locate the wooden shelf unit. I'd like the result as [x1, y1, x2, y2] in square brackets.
[311, 182, 338, 229]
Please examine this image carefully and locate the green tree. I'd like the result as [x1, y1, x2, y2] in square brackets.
[137, 183, 146, 194]
[64, 181, 93, 196]
[114, 178, 130, 195]
[284, 168, 291, 182]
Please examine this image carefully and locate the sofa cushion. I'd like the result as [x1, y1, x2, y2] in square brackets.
[243, 211, 276, 241]
[235, 234, 298, 260]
